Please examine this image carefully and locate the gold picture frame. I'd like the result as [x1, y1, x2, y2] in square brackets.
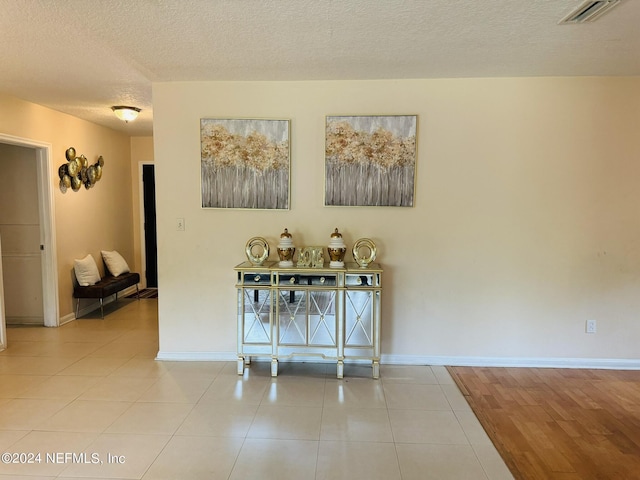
[201, 118, 290, 209]
[325, 115, 417, 207]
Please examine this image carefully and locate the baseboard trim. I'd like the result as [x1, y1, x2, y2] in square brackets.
[155, 351, 640, 370]
[156, 351, 237, 362]
[59, 312, 76, 325]
[74, 287, 139, 319]
[74, 299, 103, 319]
[5, 316, 45, 326]
[155, 352, 375, 364]
[380, 354, 640, 370]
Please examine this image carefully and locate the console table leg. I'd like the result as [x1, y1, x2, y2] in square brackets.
[271, 358, 279, 377]
[337, 360, 344, 379]
[372, 360, 380, 379]
[237, 357, 245, 375]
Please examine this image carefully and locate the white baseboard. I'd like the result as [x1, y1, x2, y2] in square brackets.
[156, 351, 236, 361]
[74, 286, 139, 320]
[59, 312, 76, 325]
[119, 285, 139, 298]
[155, 351, 640, 370]
[5, 316, 45, 326]
[155, 352, 375, 364]
[380, 354, 640, 370]
[74, 298, 103, 319]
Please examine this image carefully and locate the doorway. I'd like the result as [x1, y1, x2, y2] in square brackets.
[0, 144, 44, 325]
[0, 134, 58, 335]
[141, 163, 158, 288]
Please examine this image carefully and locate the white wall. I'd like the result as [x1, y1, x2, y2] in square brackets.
[153, 77, 640, 366]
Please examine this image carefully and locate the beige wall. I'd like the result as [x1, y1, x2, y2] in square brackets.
[130, 136, 155, 281]
[0, 93, 134, 319]
[153, 77, 640, 365]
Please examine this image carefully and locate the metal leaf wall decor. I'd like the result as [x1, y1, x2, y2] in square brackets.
[58, 147, 104, 193]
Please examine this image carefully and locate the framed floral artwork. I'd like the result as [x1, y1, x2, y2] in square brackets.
[325, 115, 417, 207]
[200, 118, 290, 209]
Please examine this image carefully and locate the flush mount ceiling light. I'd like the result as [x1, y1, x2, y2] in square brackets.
[559, 0, 621, 24]
[111, 106, 141, 123]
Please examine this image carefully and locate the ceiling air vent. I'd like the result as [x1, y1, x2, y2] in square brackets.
[559, 0, 621, 24]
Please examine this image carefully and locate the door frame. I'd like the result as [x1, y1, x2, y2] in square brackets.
[138, 161, 155, 289]
[0, 236, 6, 350]
[0, 133, 59, 329]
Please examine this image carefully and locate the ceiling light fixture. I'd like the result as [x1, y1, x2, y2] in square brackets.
[111, 106, 141, 123]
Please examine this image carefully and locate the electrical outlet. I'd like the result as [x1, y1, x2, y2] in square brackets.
[586, 319, 597, 334]
[176, 218, 185, 231]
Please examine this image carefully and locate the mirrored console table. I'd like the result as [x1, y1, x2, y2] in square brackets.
[235, 261, 382, 378]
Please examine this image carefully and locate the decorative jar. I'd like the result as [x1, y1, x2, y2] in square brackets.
[327, 228, 346, 268]
[277, 228, 295, 267]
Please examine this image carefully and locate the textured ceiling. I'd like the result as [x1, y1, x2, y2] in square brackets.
[1, 0, 639, 136]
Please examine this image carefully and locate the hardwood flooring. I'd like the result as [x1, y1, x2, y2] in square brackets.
[448, 367, 640, 480]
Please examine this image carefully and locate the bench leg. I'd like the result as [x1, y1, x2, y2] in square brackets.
[100, 298, 104, 319]
[76, 298, 80, 319]
[136, 284, 140, 300]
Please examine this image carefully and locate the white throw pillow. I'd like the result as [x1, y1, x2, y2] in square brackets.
[101, 250, 130, 277]
[74, 254, 101, 286]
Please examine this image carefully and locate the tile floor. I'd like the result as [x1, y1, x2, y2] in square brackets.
[0, 298, 513, 479]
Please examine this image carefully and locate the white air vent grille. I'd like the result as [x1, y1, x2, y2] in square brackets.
[559, 0, 621, 24]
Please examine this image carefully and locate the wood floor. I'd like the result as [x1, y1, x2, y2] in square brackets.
[448, 367, 640, 480]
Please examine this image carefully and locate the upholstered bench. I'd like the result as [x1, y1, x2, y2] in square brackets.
[73, 251, 140, 319]
[74, 272, 140, 319]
